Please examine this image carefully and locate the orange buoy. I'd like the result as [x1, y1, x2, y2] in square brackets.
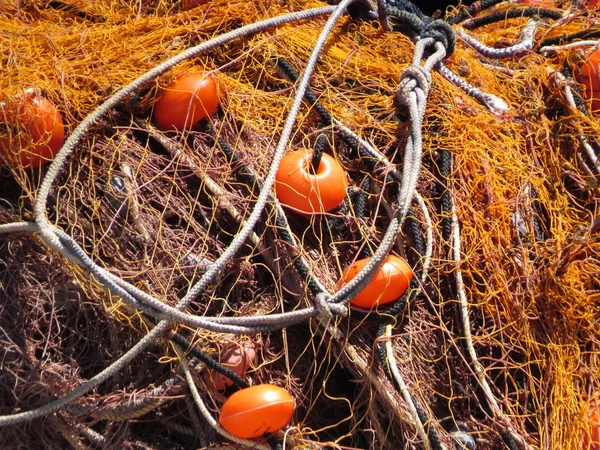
[337, 255, 413, 309]
[584, 403, 600, 450]
[275, 148, 347, 214]
[204, 343, 257, 391]
[153, 72, 220, 131]
[0, 89, 64, 169]
[219, 384, 295, 439]
[578, 47, 600, 112]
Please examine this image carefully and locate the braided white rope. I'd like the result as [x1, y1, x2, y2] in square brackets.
[540, 39, 600, 55]
[457, 20, 538, 58]
[413, 192, 432, 281]
[438, 63, 509, 116]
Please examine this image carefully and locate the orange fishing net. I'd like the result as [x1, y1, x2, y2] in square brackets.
[0, 0, 599, 448]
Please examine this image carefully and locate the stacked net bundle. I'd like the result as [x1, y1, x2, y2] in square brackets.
[1, 0, 599, 449]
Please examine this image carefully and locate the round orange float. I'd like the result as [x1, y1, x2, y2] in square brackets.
[337, 255, 413, 309]
[219, 384, 295, 439]
[0, 89, 64, 169]
[578, 47, 600, 113]
[153, 72, 220, 131]
[275, 148, 347, 214]
[584, 403, 600, 450]
[204, 343, 257, 391]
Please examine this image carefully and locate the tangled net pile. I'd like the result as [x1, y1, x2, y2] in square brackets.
[1, 0, 599, 448]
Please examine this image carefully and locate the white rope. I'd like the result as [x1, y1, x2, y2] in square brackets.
[451, 197, 526, 448]
[414, 192, 433, 281]
[384, 325, 433, 450]
[539, 39, 600, 55]
[457, 20, 538, 58]
[438, 63, 509, 116]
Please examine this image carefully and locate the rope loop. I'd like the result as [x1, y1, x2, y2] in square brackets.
[421, 19, 456, 57]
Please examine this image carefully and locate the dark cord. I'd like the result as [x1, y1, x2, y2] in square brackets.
[462, 7, 563, 30]
[446, 0, 505, 25]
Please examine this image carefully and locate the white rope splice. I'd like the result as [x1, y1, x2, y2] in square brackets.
[438, 62, 509, 116]
[457, 20, 538, 59]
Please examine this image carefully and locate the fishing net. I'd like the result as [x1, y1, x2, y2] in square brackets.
[0, 0, 599, 448]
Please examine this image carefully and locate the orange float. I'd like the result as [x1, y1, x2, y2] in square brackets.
[0, 89, 65, 169]
[337, 255, 413, 309]
[578, 47, 600, 113]
[153, 72, 220, 131]
[275, 148, 347, 214]
[219, 384, 295, 439]
[584, 403, 600, 450]
[204, 343, 257, 391]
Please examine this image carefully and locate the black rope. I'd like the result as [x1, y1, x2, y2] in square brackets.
[169, 329, 250, 389]
[212, 129, 325, 297]
[421, 19, 456, 57]
[438, 150, 452, 243]
[386, 0, 426, 21]
[562, 61, 590, 118]
[386, 5, 426, 38]
[538, 28, 600, 48]
[462, 7, 563, 30]
[274, 213, 324, 296]
[274, 57, 380, 168]
[144, 315, 250, 389]
[354, 177, 371, 221]
[274, 57, 334, 127]
[446, 0, 505, 25]
[501, 430, 520, 450]
[407, 211, 425, 259]
[310, 133, 327, 174]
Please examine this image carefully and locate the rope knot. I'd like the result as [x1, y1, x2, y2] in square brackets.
[315, 293, 347, 321]
[421, 19, 455, 58]
[395, 65, 431, 107]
